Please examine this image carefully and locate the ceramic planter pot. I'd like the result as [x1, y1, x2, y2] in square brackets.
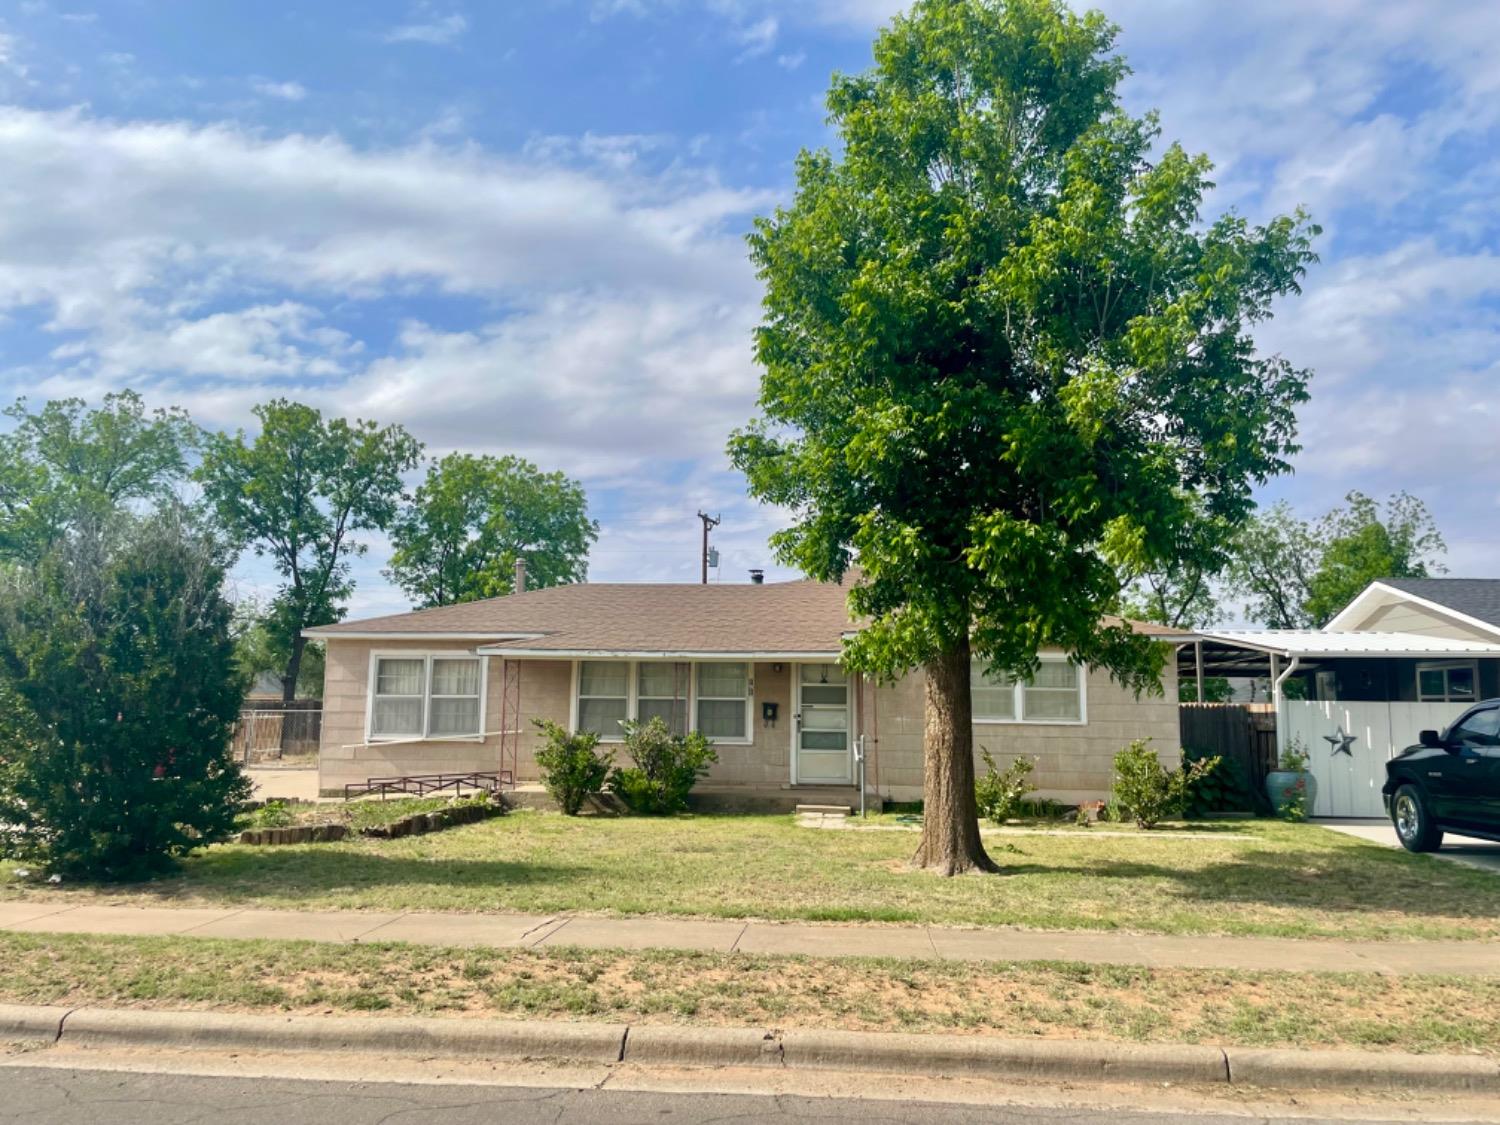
[1266, 769, 1317, 817]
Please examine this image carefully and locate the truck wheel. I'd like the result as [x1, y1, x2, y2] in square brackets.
[1392, 785, 1443, 853]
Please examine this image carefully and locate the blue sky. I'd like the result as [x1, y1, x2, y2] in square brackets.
[1, 1, 1498, 622]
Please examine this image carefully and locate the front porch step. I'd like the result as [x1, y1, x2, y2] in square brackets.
[794, 803, 852, 816]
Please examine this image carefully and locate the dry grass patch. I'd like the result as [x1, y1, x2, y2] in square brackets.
[4, 813, 1498, 941]
[0, 931, 1495, 1055]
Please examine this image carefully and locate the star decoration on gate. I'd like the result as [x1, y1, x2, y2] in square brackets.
[1323, 727, 1356, 757]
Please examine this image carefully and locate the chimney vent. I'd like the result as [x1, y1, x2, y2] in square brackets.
[514, 557, 527, 594]
[749, 569, 764, 585]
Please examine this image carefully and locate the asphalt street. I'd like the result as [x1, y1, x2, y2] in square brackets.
[1, 1066, 1494, 1125]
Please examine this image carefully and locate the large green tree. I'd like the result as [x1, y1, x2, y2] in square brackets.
[386, 453, 598, 608]
[0, 508, 251, 879]
[730, 0, 1317, 873]
[197, 401, 422, 702]
[1229, 491, 1445, 628]
[0, 391, 198, 561]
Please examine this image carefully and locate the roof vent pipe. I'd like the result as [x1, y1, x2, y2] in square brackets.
[749, 569, 764, 585]
[514, 557, 527, 594]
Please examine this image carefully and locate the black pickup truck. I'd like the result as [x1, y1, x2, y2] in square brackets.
[1384, 700, 1500, 852]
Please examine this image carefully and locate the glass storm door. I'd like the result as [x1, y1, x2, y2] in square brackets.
[795, 663, 851, 784]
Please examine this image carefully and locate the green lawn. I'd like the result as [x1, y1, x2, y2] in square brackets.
[0, 930, 1494, 1055]
[5, 812, 1498, 941]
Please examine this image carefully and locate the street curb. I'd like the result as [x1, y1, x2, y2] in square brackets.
[625, 1025, 783, 1068]
[5, 1004, 1498, 1093]
[58, 1008, 628, 1064]
[0, 1003, 70, 1043]
[1227, 1046, 1500, 1093]
[781, 1028, 1229, 1085]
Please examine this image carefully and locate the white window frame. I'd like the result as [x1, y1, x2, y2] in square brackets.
[568, 659, 753, 745]
[971, 655, 1087, 726]
[365, 651, 487, 743]
[1416, 660, 1479, 703]
[693, 661, 753, 745]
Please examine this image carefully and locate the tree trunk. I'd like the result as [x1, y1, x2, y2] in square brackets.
[912, 635, 1000, 875]
[281, 634, 306, 704]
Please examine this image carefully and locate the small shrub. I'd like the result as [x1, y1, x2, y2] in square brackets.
[533, 720, 613, 815]
[974, 749, 1037, 824]
[247, 800, 295, 828]
[608, 717, 718, 815]
[1110, 739, 1219, 830]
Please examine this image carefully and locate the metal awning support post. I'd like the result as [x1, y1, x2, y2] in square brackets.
[1194, 640, 1205, 703]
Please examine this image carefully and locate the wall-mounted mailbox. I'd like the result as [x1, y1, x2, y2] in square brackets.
[761, 701, 779, 723]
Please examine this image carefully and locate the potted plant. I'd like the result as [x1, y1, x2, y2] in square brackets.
[1265, 737, 1316, 820]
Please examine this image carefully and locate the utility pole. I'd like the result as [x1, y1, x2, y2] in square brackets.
[697, 511, 720, 584]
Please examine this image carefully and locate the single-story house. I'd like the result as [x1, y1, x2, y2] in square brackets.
[1184, 578, 1500, 817]
[305, 573, 1187, 807]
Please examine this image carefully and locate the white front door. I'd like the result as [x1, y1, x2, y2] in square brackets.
[794, 662, 851, 784]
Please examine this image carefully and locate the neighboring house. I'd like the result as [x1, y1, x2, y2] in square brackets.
[1188, 578, 1500, 817]
[305, 575, 1186, 806]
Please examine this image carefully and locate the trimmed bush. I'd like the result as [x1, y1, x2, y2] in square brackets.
[974, 749, 1036, 824]
[608, 717, 718, 815]
[532, 719, 613, 815]
[1110, 739, 1218, 830]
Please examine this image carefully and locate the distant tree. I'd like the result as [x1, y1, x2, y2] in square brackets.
[729, 0, 1317, 874]
[386, 453, 597, 608]
[0, 391, 198, 561]
[231, 598, 325, 699]
[1228, 492, 1444, 628]
[1304, 491, 1445, 625]
[0, 509, 251, 879]
[1119, 508, 1233, 630]
[197, 401, 421, 702]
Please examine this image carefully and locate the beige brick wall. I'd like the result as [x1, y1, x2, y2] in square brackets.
[863, 660, 1181, 804]
[320, 645, 1179, 803]
[318, 640, 572, 795]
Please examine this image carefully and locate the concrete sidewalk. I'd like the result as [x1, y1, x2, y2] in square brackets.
[1, 900, 1495, 976]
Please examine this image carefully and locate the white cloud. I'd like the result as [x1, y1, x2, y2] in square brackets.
[250, 78, 307, 101]
[0, 107, 775, 588]
[734, 15, 778, 59]
[383, 9, 468, 47]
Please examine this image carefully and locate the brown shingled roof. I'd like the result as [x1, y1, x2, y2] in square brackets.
[304, 579, 1191, 655]
[304, 579, 860, 655]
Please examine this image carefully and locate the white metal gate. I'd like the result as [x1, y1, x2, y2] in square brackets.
[1279, 700, 1470, 817]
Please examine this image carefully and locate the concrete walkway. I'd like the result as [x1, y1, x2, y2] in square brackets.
[1, 900, 1495, 976]
[1314, 818, 1500, 875]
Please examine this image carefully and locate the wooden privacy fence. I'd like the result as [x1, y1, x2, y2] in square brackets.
[1179, 703, 1278, 811]
[233, 703, 322, 762]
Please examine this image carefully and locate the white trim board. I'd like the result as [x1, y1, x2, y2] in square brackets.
[1325, 581, 1500, 641]
[305, 631, 547, 641]
[477, 647, 842, 660]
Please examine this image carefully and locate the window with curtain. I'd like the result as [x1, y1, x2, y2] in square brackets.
[637, 662, 689, 735]
[970, 658, 1082, 722]
[577, 661, 630, 739]
[371, 655, 483, 739]
[695, 662, 749, 740]
[970, 661, 1016, 721]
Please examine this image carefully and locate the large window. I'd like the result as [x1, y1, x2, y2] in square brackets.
[637, 662, 690, 736]
[370, 654, 484, 740]
[1417, 662, 1478, 703]
[971, 657, 1083, 723]
[577, 661, 630, 738]
[573, 660, 749, 742]
[696, 662, 750, 741]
